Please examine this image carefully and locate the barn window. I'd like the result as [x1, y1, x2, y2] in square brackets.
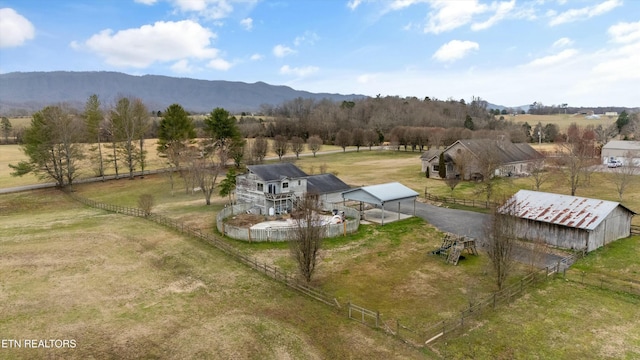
[283, 182, 289, 189]
[257, 183, 263, 191]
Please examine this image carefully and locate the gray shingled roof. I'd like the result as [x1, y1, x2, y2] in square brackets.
[247, 163, 308, 181]
[420, 148, 442, 161]
[307, 173, 351, 194]
[454, 139, 543, 164]
[342, 182, 419, 206]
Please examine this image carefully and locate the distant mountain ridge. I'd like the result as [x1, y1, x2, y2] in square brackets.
[0, 71, 366, 114]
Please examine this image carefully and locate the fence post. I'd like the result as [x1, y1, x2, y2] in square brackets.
[376, 311, 380, 328]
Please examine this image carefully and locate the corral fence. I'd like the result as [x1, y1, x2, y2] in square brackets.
[565, 271, 640, 297]
[64, 190, 341, 309]
[424, 191, 497, 210]
[631, 225, 640, 236]
[216, 203, 360, 242]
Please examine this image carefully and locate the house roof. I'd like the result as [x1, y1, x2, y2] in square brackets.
[501, 190, 636, 231]
[342, 182, 419, 206]
[247, 163, 308, 181]
[420, 148, 442, 161]
[451, 139, 543, 164]
[307, 173, 351, 194]
[602, 140, 640, 151]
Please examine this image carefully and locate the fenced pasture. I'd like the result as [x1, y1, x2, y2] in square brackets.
[0, 189, 427, 359]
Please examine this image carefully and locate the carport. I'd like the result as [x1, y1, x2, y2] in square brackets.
[341, 182, 419, 225]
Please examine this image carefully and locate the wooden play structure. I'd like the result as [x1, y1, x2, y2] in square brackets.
[431, 233, 478, 265]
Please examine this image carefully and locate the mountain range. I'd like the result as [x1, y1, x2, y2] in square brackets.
[0, 71, 366, 115]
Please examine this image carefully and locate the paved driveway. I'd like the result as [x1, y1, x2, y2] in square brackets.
[399, 200, 566, 268]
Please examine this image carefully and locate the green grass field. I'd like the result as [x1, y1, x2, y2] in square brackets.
[1, 119, 639, 358]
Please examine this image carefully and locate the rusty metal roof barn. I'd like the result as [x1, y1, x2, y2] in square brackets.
[503, 190, 635, 231]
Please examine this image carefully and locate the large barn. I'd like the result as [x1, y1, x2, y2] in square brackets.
[501, 190, 636, 252]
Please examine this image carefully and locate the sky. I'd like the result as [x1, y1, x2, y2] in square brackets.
[1, 0, 639, 108]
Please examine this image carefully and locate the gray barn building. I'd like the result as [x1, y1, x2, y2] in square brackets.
[501, 190, 635, 252]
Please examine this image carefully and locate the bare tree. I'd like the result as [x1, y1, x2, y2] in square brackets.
[272, 135, 289, 160]
[289, 136, 305, 159]
[474, 141, 504, 201]
[290, 193, 325, 283]
[189, 154, 220, 205]
[307, 135, 323, 157]
[486, 200, 517, 290]
[444, 177, 461, 193]
[251, 136, 268, 163]
[528, 157, 549, 191]
[138, 194, 154, 216]
[364, 129, 377, 150]
[610, 150, 639, 200]
[452, 148, 475, 180]
[553, 125, 598, 196]
[351, 128, 364, 152]
[334, 128, 351, 152]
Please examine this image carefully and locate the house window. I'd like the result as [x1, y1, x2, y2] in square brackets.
[433, 165, 439, 172]
[282, 182, 289, 189]
[298, 180, 301, 186]
[257, 183, 263, 191]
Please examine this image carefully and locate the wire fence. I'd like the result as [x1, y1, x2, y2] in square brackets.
[564, 271, 640, 296]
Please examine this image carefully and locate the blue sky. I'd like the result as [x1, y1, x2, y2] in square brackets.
[1, 0, 639, 107]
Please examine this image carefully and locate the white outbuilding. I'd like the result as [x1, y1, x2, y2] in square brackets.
[601, 140, 640, 166]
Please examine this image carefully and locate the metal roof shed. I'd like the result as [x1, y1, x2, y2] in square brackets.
[341, 182, 419, 225]
[501, 190, 636, 252]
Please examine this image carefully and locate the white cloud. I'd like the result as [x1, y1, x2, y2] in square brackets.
[549, 0, 622, 26]
[279, 65, 319, 77]
[250, 53, 263, 61]
[432, 40, 479, 62]
[240, 17, 253, 30]
[134, 0, 158, 5]
[80, 20, 222, 68]
[171, 0, 236, 20]
[347, 0, 363, 11]
[471, 0, 515, 31]
[207, 58, 232, 70]
[424, 0, 488, 34]
[294, 31, 319, 46]
[0, 8, 35, 48]
[608, 21, 640, 44]
[357, 73, 377, 84]
[273, 44, 296, 57]
[552, 37, 573, 48]
[524, 49, 578, 67]
[171, 59, 195, 73]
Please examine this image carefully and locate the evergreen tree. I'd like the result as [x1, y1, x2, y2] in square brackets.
[438, 152, 446, 178]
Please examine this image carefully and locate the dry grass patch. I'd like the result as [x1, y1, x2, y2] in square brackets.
[0, 190, 431, 359]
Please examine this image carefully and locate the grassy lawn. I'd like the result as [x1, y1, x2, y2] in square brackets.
[0, 189, 430, 359]
[2, 146, 639, 358]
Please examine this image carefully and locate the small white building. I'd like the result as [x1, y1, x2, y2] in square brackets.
[501, 190, 636, 252]
[601, 140, 640, 166]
